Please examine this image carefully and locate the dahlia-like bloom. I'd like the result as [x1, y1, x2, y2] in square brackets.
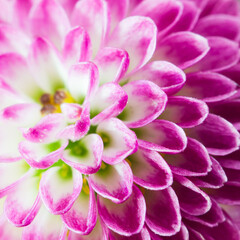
[0, 0, 240, 239]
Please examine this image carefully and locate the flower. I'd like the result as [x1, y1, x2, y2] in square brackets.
[0, 0, 239, 239]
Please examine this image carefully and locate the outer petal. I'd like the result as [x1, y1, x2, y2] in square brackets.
[128, 147, 173, 190]
[88, 160, 133, 203]
[120, 80, 167, 128]
[137, 120, 187, 153]
[97, 118, 137, 164]
[144, 187, 181, 236]
[40, 166, 82, 215]
[155, 32, 209, 69]
[160, 96, 208, 128]
[221, 61, 240, 85]
[186, 114, 240, 156]
[108, 16, 157, 73]
[29, 0, 70, 48]
[61, 184, 97, 235]
[98, 185, 146, 236]
[128, 61, 186, 96]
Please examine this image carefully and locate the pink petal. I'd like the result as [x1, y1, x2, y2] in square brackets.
[220, 61, 240, 85]
[108, 16, 157, 73]
[120, 80, 167, 128]
[96, 118, 137, 164]
[89, 160, 133, 203]
[98, 185, 146, 236]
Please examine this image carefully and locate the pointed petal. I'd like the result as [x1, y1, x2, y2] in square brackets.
[108, 16, 157, 73]
[89, 160, 133, 203]
[128, 147, 172, 190]
[119, 80, 167, 128]
[96, 118, 137, 164]
[145, 187, 181, 236]
[137, 120, 187, 153]
[98, 185, 146, 236]
[62, 134, 103, 174]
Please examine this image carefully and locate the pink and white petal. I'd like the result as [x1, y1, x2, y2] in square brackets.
[40, 166, 82, 215]
[63, 27, 92, 68]
[108, 16, 157, 73]
[194, 14, 240, 41]
[120, 80, 167, 128]
[178, 72, 238, 102]
[0, 160, 30, 195]
[62, 185, 97, 234]
[71, 0, 109, 57]
[67, 62, 99, 104]
[131, 0, 183, 36]
[187, 37, 240, 72]
[0, 0, 14, 24]
[19, 140, 68, 169]
[160, 96, 208, 128]
[0, 53, 43, 100]
[28, 38, 67, 93]
[60, 103, 83, 122]
[173, 175, 212, 216]
[62, 134, 103, 174]
[94, 47, 129, 85]
[90, 83, 128, 124]
[22, 205, 67, 240]
[128, 61, 186, 96]
[163, 138, 211, 176]
[4, 176, 41, 227]
[98, 185, 146, 236]
[186, 114, 240, 156]
[23, 113, 66, 143]
[29, 0, 70, 49]
[89, 160, 133, 203]
[57, 0, 78, 16]
[96, 118, 137, 164]
[154, 32, 209, 69]
[144, 187, 181, 236]
[68, 218, 108, 240]
[137, 120, 187, 153]
[128, 147, 172, 190]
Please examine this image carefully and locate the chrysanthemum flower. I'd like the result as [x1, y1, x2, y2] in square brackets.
[0, 0, 240, 239]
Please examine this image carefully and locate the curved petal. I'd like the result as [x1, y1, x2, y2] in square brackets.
[62, 134, 103, 174]
[119, 80, 167, 128]
[97, 118, 137, 164]
[128, 61, 186, 96]
[108, 16, 157, 73]
[98, 185, 146, 236]
[90, 83, 128, 124]
[220, 61, 240, 85]
[61, 184, 97, 235]
[128, 147, 172, 190]
[144, 187, 181, 236]
[89, 160, 133, 203]
[137, 119, 187, 153]
[155, 31, 209, 69]
[40, 166, 82, 214]
[160, 96, 208, 128]
[186, 114, 240, 156]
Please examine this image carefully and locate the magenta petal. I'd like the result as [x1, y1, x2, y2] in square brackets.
[161, 96, 208, 128]
[108, 16, 157, 73]
[220, 61, 240, 85]
[137, 119, 187, 153]
[62, 186, 97, 235]
[128, 61, 186, 96]
[98, 185, 146, 236]
[120, 80, 167, 128]
[40, 166, 82, 215]
[155, 31, 209, 69]
[179, 72, 238, 102]
[187, 37, 240, 72]
[186, 114, 240, 156]
[89, 160, 133, 203]
[145, 187, 181, 236]
[164, 138, 211, 176]
[129, 147, 172, 190]
[173, 175, 211, 216]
